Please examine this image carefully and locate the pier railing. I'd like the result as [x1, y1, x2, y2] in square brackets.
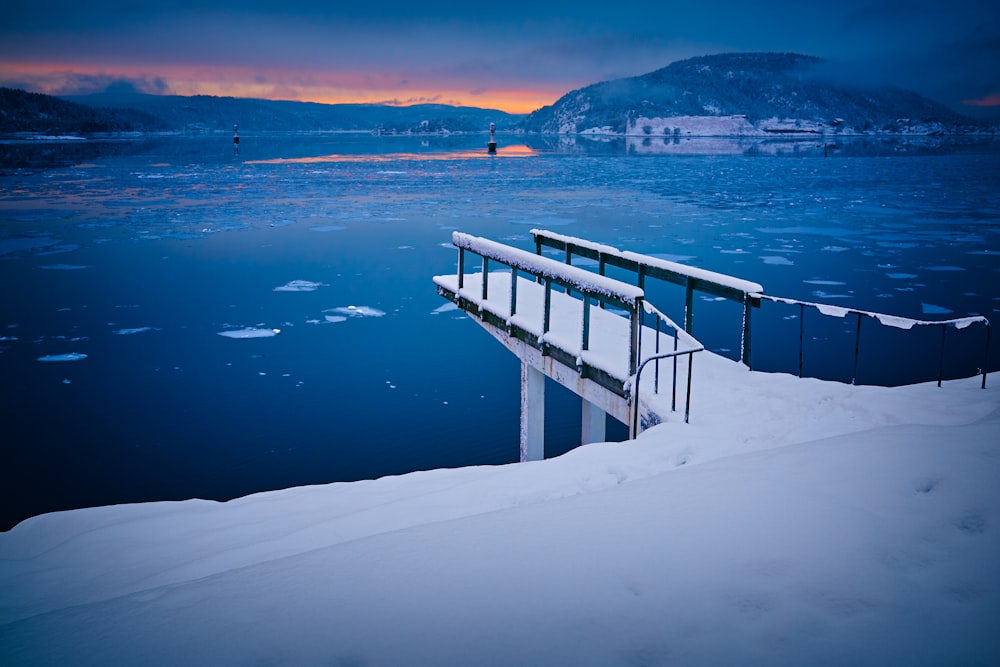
[532, 229, 762, 363]
[531, 229, 991, 389]
[436, 232, 704, 430]
[752, 295, 991, 389]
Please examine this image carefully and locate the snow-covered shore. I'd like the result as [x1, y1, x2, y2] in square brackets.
[1, 352, 998, 665]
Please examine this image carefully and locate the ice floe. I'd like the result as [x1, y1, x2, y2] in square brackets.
[323, 315, 348, 324]
[218, 328, 282, 339]
[112, 327, 158, 335]
[761, 256, 794, 266]
[921, 303, 954, 315]
[325, 306, 386, 318]
[37, 353, 88, 362]
[430, 303, 459, 315]
[273, 280, 327, 292]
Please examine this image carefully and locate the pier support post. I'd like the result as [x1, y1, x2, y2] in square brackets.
[520, 362, 545, 462]
[581, 399, 606, 445]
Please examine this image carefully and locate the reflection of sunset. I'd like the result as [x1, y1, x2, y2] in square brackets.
[247, 145, 540, 164]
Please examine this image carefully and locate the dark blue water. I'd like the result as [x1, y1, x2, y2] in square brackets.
[2, 134, 998, 529]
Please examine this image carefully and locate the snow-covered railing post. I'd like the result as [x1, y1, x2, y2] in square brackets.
[630, 302, 705, 438]
[756, 294, 991, 388]
[530, 229, 763, 366]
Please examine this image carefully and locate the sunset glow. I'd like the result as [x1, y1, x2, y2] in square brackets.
[0, 61, 558, 114]
[962, 93, 1000, 108]
[1, 0, 997, 118]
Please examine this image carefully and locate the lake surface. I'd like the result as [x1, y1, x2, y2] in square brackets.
[2, 133, 998, 529]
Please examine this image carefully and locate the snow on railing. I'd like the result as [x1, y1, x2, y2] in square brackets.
[531, 228, 762, 363]
[531, 228, 990, 389]
[440, 232, 707, 429]
[453, 232, 643, 308]
[754, 293, 991, 388]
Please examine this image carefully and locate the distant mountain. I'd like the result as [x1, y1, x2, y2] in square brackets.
[61, 89, 523, 135]
[0, 86, 522, 136]
[523, 53, 993, 136]
[0, 87, 166, 134]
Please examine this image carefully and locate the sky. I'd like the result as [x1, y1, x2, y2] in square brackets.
[2, 1, 999, 115]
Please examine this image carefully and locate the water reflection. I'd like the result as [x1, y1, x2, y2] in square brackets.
[247, 144, 540, 164]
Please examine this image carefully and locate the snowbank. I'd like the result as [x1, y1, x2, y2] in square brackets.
[1, 354, 998, 666]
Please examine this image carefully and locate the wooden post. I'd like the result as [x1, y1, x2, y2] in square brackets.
[520, 362, 545, 461]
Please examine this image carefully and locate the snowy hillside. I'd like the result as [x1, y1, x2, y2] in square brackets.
[524, 52, 993, 136]
[1, 352, 997, 665]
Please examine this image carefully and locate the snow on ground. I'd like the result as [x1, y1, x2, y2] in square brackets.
[1, 353, 998, 666]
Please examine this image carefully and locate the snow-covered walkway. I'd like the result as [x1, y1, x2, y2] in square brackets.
[1, 353, 998, 666]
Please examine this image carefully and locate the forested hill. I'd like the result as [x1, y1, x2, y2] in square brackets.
[523, 52, 993, 136]
[0, 87, 523, 135]
[0, 87, 167, 134]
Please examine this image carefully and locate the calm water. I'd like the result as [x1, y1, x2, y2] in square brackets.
[2, 133, 998, 529]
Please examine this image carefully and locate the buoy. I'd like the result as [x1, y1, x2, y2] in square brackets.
[233, 124, 240, 156]
[487, 122, 497, 153]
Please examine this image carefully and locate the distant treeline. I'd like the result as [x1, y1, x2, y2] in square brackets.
[0, 87, 524, 136]
[0, 88, 167, 134]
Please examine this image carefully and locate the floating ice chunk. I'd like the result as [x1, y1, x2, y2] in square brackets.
[921, 303, 954, 315]
[886, 273, 918, 280]
[218, 328, 282, 339]
[324, 315, 348, 323]
[40, 264, 88, 270]
[325, 306, 386, 318]
[273, 280, 328, 292]
[761, 256, 794, 266]
[112, 327, 158, 335]
[803, 280, 846, 286]
[38, 352, 88, 361]
[431, 303, 459, 315]
[924, 266, 965, 272]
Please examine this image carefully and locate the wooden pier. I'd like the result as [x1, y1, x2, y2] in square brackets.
[434, 232, 706, 461]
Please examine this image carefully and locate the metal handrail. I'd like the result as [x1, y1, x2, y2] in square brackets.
[629, 301, 705, 437]
[754, 293, 991, 388]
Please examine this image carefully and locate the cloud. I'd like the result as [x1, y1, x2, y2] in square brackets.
[0, 71, 171, 97]
[962, 94, 1000, 107]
